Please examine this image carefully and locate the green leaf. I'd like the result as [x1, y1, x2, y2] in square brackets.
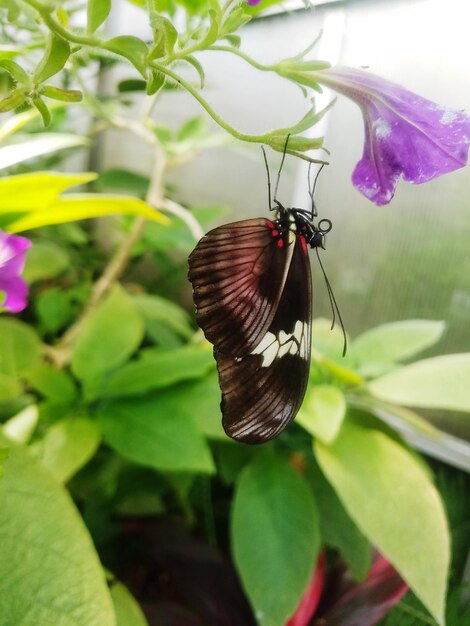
[117, 78, 147, 92]
[0, 88, 26, 113]
[3, 405, 39, 444]
[0, 59, 28, 83]
[98, 393, 214, 474]
[109, 578, 149, 626]
[25, 365, 77, 405]
[199, 10, 219, 48]
[306, 459, 371, 581]
[368, 354, 470, 412]
[220, 7, 251, 35]
[32, 417, 100, 483]
[72, 285, 144, 382]
[0, 433, 115, 626]
[87, 0, 111, 33]
[33, 32, 70, 84]
[0, 318, 42, 378]
[42, 85, 83, 102]
[143, 204, 229, 252]
[0, 134, 89, 170]
[352, 320, 446, 377]
[33, 95, 51, 128]
[105, 36, 148, 76]
[133, 293, 193, 340]
[23, 241, 69, 283]
[96, 169, 150, 196]
[146, 69, 165, 95]
[100, 346, 214, 398]
[315, 421, 450, 625]
[7, 194, 167, 232]
[35, 287, 73, 334]
[176, 115, 206, 142]
[296, 385, 346, 443]
[232, 455, 320, 626]
[0, 172, 95, 212]
[149, 16, 178, 59]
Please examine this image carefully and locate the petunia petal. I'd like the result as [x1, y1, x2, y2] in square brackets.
[313, 67, 470, 205]
[0, 231, 31, 313]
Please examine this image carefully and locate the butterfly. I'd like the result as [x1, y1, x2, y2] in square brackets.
[188, 146, 341, 444]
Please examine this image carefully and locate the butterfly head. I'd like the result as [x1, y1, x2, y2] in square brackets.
[275, 203, 333, 250]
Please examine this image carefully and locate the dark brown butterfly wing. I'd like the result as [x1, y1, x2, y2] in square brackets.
[188, 217, 312, 444]
[216, 234, 312, 443]
[188, 218, 293, 355]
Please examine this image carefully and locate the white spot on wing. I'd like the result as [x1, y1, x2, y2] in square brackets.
[251, 322, 309, 367]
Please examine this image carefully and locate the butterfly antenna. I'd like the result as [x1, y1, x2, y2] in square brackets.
[315, 248, 347, 357]
[308, 162, 325, 218]
[274, 134, 290, 202]
[261, 146, 273, 212]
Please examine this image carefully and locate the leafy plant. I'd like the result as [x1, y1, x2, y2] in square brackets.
[0, 1, 469, 626]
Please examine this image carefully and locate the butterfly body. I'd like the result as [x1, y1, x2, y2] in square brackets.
[188, 204, 331, 444]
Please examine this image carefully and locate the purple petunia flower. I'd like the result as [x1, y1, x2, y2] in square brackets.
[246, 0, 261, 5]
[312, 67, 470, 205]
[0, 231, 31, 313]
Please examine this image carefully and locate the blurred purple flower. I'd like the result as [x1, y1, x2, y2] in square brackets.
[314, 66, 470, 205]
[0, 231, 31, 313]
[246, 0, 261, 4]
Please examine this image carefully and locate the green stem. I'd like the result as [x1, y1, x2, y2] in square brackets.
[208, 44, 276, 72]
[152, 62, 271, 143]
[22, 0, 100, 46]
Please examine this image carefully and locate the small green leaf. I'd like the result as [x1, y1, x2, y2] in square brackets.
[222, 34, 241, 48]
[297, 385, 346, 443]
[42, 85, 83, 102]
[87, 0, 111, 33]
[35, 288, 73, 334]
[146, 69, 165, 95]
[148, 16, 177, 59]
[110, 578, 149, 626]
[33, 95, 51, 127]
[0, 318, 42, 378]
[100, 346, 214, 398]
[0, 87, 25, 112]
[3, 405, 39, 444]
[232, 455, 320, 626]
[368, 354, 470, 412]
[72, 285, 144, 382]
[33, 32, 70, 84]
[0, 433, 115, 625]
[96, 169, 150, 196]
[176, 115, 206, 141]
[105, 36, 148, 76]
[25, 365, 77, 405]
[315, 421, 450, 625]
[118, 78, 147, 92]
[23, 240, 69, 283]
[352, 320, 446, 377]
[134, 293, 192, 341]
[32, 417, 100, 483]
[0, 59, 28, 83]
[220, 7, 251, 35]
[98, 393, 214, 474]
[199, 10, 219, 48]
